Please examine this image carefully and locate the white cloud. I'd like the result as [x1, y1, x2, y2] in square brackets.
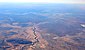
[81, 24, 85, 28]
[53, 36, 59, 39]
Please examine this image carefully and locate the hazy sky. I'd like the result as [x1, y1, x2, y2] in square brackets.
[0, 0, 85, 3]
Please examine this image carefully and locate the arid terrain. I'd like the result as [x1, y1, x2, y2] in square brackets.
[0, 3, 85, 50]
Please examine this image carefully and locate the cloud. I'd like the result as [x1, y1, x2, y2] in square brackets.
[81, 24, 85, 28]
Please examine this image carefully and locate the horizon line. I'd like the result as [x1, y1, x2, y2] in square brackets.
[0, 2, 85, 4]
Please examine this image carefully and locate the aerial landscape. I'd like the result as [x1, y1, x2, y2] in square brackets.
[0, 0, 85, 50]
